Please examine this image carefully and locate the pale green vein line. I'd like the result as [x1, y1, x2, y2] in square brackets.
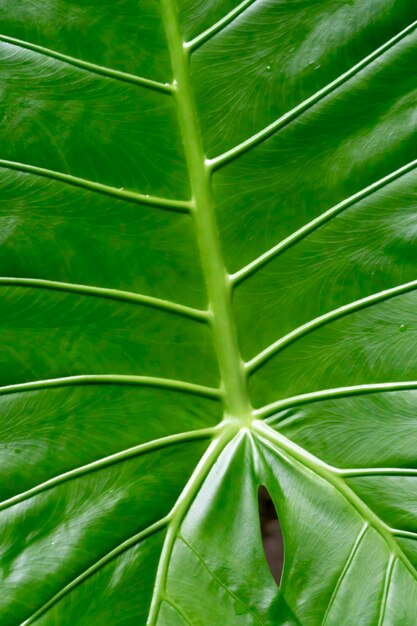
[231, 160, 417, 285]
[147, 429, 236, 625]
[179, 533, 263, 625]
[208, 20, 417, 170]
[391, 529, 417, 541]
[0, 277, 208, 322]
[253, 420, 417, 584]
[0, 160, 193, 212]
[0, 427, 217, 514]
[185, 0, 259, 51]
[0, 375, 221, 400]
[162, 597, 193, 625]
[0, 34, 173, 93]
[378, 555, 395, 626]
[246, 280, 417, 374]
[255, 382, 417, 420]
[22, 517, 170, 626]
[321, 523, 368, 626]
[339, 467, 417, 478]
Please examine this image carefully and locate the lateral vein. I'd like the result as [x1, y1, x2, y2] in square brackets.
[378, 555, 395, 626]
[255, 382, 417, 419]
[232, 160, 417, 285]
[209, 20, 417, 170]
[246, 280, 417, 373]
[0, 427, 217, 513]
[321, 523, 368, 626]
[0, 375, 221, 400]
[391, 529, 417, 541]
[162, 597, 193, 625]
[0, 160, 192, 212]
[0, 277, 208, 322]
[0, 34, 173, 93]
[179, 533, 263, 625]
[186, 0, 259, 51]
[22, 517, 170, 625]
[147, 432, 234, 624]
[339, 468, 417, 478]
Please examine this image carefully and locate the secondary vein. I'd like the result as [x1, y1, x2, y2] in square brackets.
[179, 533, 263, 625]
[0, 277, 208, 322]
[147, 431, 235, 625]
[231, 159, 417, 285]
[246, 280, 417, 374]
[0, 374, 222, 399]
[0, 159, 192, 212]
[208, 20, 417, 170]
[0, 34, 173, 93]
[0, 427, 217, 514]
[255, 382, 417, 419]
[339, 467, 417, 478]
[22, 517, 170, 625]
[0, 374, 221, 398]
[378, 555, 395, 626]
[186, 0, 259, 51]
[321, 523, 368, 626]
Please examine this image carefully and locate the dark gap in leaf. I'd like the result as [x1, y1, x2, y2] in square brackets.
[258, 485, 284, 586]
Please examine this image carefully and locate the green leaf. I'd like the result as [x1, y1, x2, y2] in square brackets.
[1, 1, 417, 624]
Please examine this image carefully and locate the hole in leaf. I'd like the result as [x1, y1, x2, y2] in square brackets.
[258, 485, 284, 586]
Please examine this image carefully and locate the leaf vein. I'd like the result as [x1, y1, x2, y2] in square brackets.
[391, 529, 417, 541]
[246, 280, 417, 374]
[186, 0, 259, 51]
[22, 517, 169, 625]
[162, 597, 193, 625]
[0, 160, 192, 212]
[378, 555, 396, 626]
[253, 422, 417, 585]
[255, 382, 417, 419]
[209, 20, 417, 169]
[340, 468, 417, 478]
[147, 433, 233, 624]
[0, 34, 172, 93]
[179, 533, 264, 625]
[0, 375, 221, 400]
[232, 160, 417, 285]
[0, 427, 216, 514]
[321, 523, 368, 626]
[0, 277, 208, 322]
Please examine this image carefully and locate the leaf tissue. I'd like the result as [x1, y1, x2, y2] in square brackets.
[1, 1, 417, 624]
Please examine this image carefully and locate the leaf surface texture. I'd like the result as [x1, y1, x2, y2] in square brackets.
[1, 1, 417, 624]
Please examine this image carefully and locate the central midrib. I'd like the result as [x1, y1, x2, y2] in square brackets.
[160, 0, 252, 425]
